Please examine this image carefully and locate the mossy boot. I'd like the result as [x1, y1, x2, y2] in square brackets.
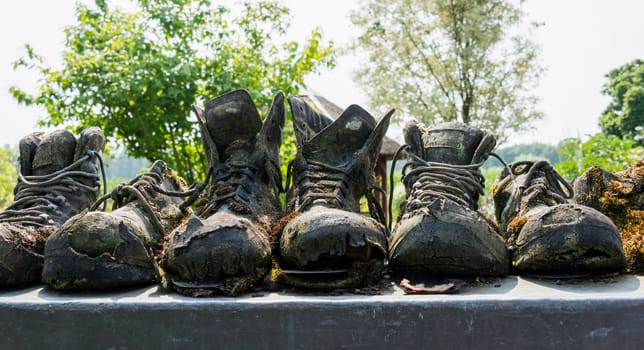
[42, 160, 191, 290]
[0, 128, 105, 286]
[161, 90, 284, 296]
[277, 96, 393, 290]
[388, 121, 508, 277]
[493, 160, 626, 276]
[573, 160, 643, 272]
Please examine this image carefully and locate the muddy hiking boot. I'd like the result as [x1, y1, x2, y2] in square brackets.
[276, 96, 393, 290]
[0, 128, 105, 286]
[573, 160, 643, 272]
[42, 160, 193, 290]
[388, 121, 508, 277]
[493, 160, 626, 276]
[161, 90, 284, 297]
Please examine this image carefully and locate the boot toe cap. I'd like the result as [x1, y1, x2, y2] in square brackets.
[279, 207, 387, 269]
[512, 204, 626, 274]
[42, 212, 156, 290]
[389, 200, 508, 276]
[0, 223, 44, 286]
[162, 212, 271, 296]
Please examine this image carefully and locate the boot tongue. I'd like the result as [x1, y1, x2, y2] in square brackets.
[422, 122, 483, 165]
[31, 130, 77, 176]
[204, 90, 262, 157]
[304, 105, 376, 167]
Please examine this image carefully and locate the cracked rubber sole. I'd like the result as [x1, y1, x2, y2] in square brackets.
[163, 266, 271, 297]
[275, 260, 384, 290]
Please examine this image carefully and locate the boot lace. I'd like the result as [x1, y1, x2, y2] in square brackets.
[0, 151, 106, 227]
[201, 162, 259, 217]
[505, 160, 572, 216]
[388, 145, 504, 230]
[286, 159, 388, 227]
[91, 168, 203, 235]
[287, 160, 349, 210]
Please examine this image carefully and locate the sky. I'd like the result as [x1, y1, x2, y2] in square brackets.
[1, 0, 644, 147]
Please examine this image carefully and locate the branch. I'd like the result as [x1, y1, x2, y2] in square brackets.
[400, 19, 456, 116]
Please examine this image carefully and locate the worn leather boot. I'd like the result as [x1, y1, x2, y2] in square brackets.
[277, 96, 393, 289]
[161, 90, 284, 296]
[42, 160, 192, 290]
[0, 127, 105, 286]
[388, 121, 508, 276]
[573, 160, 642, 272]
[493, 160, 626, 275]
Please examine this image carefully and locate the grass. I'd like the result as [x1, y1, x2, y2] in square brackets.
[480, 167, 502, 223]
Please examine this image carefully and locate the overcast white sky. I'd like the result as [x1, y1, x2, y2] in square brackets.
[1, 0, 644, 147]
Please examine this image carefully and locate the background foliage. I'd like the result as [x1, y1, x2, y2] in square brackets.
[349, 0, 544, 142]
[3, 0, 642, 220]
[554, 133, 641, 181]
[11, 0, 334, 183]
[483, 142, 560, 169]
[599, 59, 644, 144]
[0, 148, 17, 210]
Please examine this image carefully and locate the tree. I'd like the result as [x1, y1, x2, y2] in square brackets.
[349, 0, 543, 142]
[11, 0, 334, 182]
[599, 59, 644, 143]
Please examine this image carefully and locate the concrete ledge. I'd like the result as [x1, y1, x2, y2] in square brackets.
[1, 275, 644, 349]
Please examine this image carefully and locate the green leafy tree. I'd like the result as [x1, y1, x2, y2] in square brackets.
[554, 133, 642, 181]
[349, 0, 543, 142]
[11, 0, 334, 182]
[599, 59, 644, 143]
[0, 148, 17, 210]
